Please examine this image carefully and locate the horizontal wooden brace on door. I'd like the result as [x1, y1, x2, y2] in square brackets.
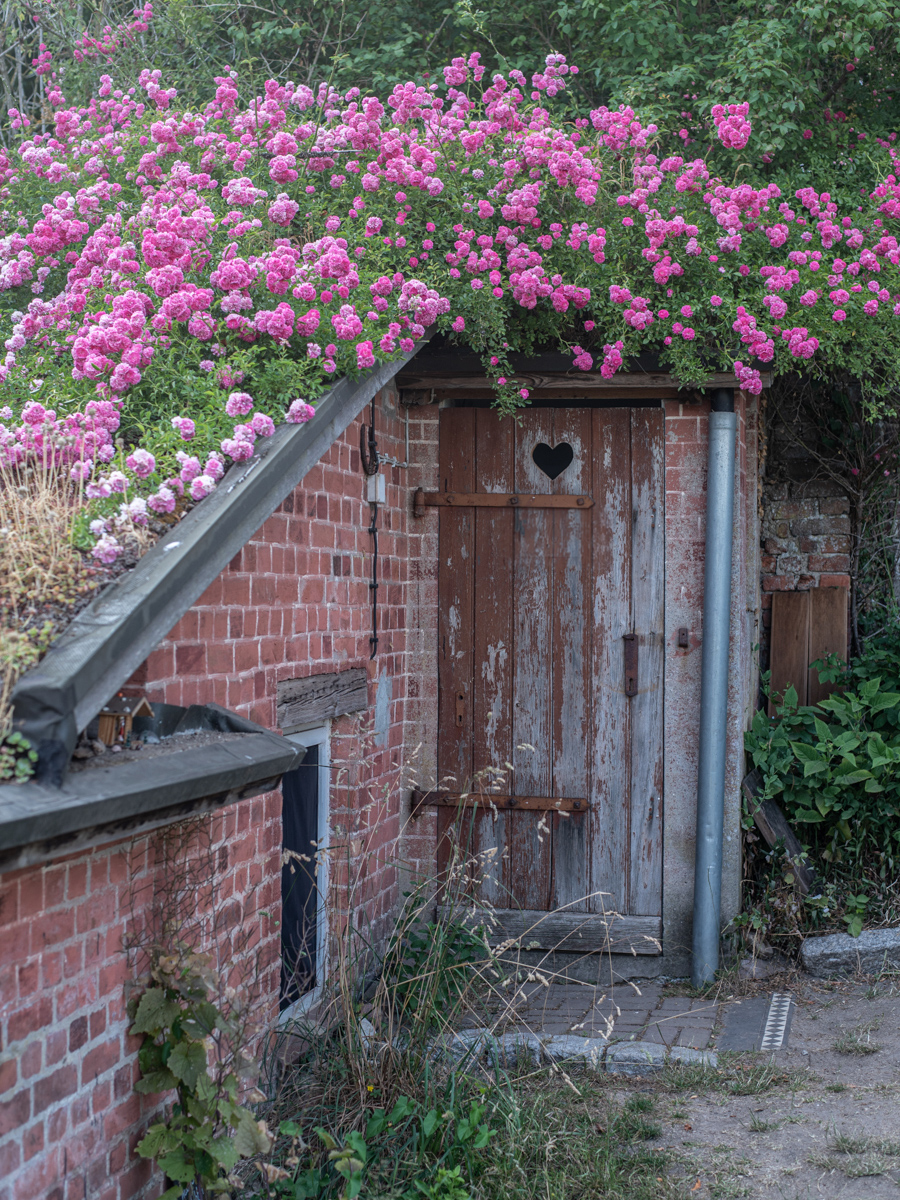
[437, 905, 663, 955]
[411, 788, 589, 817]
[413, 489, 593, 516]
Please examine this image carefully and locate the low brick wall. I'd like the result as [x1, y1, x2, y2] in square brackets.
[0, 800, 279, 1200]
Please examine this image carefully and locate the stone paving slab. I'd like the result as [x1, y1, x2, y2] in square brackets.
[469, 977, 722, 1053]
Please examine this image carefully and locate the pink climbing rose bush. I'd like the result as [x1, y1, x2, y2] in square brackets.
[3, 10, 900, 560]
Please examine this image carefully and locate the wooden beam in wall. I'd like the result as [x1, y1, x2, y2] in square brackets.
[769, 591, 811, 711]
[277, 668, 368, 728]
[438, 905, 662, 954]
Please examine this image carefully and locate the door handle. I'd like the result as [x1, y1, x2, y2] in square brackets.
[623, 634, 638, 697]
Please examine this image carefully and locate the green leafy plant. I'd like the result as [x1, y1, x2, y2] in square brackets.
[0, 623, 55, 782]
[314, 1129, 368, 1199]
[842, 892, 870, 939]
[411, 1164, 471, 1199]
[745, 678, 900, 867]
[130, 943, 273, 1199]
[260, 1095, 493, 1199]
[382, 908, 487, 1030]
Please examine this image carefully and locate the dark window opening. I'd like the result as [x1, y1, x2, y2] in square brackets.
[280, 745, 319, 1010]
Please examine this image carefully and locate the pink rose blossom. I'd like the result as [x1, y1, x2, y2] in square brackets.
[171, 416, 195, 440]
[286, 399, 316, 424]
[225, 391, 254, 417]
[126, 449, 156, 478]
[189, 474, 216, 500]
[92, 535, 122, 564]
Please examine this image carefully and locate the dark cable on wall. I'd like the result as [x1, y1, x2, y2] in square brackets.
[360, 394, 380, 659]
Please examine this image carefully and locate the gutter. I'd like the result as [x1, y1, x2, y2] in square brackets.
[11, 337, 430, 784]
[0, 703, 305, 871]
[691, 388, 737, 987]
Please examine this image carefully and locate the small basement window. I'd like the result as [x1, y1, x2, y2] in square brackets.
[279, 725, 329, 1015]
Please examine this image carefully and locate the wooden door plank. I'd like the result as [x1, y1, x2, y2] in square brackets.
[507, 411, 554, 910]
[437, 409, 476, 883]
[549, 408, 593, 911]
[471, 408, 515, 905]
[808, 587, 848, 705]
[414, 791, 589, 812]
[439, 905, 663, 954]
[589, 409, 632, 915]
[627, 409, 665, 916]
[769, 591, 811, 713]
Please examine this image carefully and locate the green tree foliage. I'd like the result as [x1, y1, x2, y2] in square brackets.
[10, 0, 900, 188]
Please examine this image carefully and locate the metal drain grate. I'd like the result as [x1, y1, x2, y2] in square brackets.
[759, 992, 793, 1050]
[717, 992, 794, 1052]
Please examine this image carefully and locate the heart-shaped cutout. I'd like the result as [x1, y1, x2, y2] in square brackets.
[532, 441, 574, 480]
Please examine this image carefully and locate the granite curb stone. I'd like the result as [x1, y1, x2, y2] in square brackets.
[801, 927, 900, 978]
[431, 1027, 718, 1073]
[604, 1041, 667, 1076]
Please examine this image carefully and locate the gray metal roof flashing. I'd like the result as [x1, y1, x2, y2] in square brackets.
[10, 337, 429, 787]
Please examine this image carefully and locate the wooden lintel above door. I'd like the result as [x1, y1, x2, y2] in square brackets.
[411, 788, 588, 816]
[415, 489, 593, 510]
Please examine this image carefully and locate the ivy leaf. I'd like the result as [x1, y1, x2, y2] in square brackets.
[130, 987, 180, 1036]
[157, 1145, 199, 1184]
[136, 1122, 172, 1160]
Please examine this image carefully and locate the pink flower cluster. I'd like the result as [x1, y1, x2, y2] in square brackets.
[3, 29, 900, 563]
[712, 103, 752, 151]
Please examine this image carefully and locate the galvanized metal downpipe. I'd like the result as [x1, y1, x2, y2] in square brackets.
[691, 388, 737, 987]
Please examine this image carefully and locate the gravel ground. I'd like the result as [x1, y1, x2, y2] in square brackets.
[647, 975, 900, 1199]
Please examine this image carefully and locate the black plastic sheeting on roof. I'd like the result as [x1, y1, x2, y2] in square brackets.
[0, 703, 305, 871]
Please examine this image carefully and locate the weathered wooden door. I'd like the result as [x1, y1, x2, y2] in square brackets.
[433, 406, 664, 955]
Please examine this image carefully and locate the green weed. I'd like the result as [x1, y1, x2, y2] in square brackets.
[832, 1021, 882, 1055]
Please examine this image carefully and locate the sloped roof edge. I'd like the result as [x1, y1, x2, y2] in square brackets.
[12, 336, 431, 783]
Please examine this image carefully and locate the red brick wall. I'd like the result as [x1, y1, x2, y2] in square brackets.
[662, 392, 760, 970]
[0, 800, 279, 1200]
[0, 384, 438, 1200]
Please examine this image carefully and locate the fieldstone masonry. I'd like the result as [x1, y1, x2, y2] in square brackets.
[759, 480, 851, 662]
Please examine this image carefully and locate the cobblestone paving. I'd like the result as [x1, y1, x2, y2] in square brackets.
[487, 980, 722, 1051]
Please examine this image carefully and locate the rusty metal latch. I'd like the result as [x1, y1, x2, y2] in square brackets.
[410, 788, 589, 817]
[624, 633, 638, 697]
